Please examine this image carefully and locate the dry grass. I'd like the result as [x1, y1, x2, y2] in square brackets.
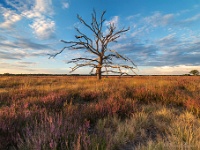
[0, 76, 199, 149]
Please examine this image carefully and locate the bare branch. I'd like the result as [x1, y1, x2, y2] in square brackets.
[103, 26, 130, 46]
[101, 70, 129, 76]
[77, 14, 95, 33]
[49, 10, 137, 79]
[48, 47, 67, 58]
[99, 10, 106, 32]
[89, 67, 96, 74]
[61, 40, 99, 55]
[109, 50, 128, 61]
[70, 63, 97, 73]
[68, 57, 99, 63]
[75, 27, 93, 44]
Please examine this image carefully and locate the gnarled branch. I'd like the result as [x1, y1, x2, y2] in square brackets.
[49, 10, 137, 79]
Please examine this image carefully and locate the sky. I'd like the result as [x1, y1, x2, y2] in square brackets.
[0, 0, 200, 75]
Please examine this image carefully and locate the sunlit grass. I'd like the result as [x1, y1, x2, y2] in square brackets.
[0, 76, 199, 149]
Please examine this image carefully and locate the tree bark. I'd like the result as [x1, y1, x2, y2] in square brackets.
[97, 67, 102, 80]
[97, 56, 102, 80]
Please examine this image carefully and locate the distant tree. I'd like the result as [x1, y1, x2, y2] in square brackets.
[189, 70, 199, 76]
[50, 10, 137, 80]
[3, 73, 11, 76]
[182, 74, 190, 76]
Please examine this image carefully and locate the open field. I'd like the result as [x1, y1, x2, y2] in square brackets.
[0, 76, 200, 149]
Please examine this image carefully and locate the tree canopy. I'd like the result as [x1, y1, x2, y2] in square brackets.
[189, 70, 199, 76]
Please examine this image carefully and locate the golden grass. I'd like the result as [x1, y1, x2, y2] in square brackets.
[0, 76, 199, 149]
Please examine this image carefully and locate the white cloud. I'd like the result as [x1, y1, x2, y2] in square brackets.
[23, 0, 55, 39]
[140, 65, 200, 75]
[1, 0, 55, 39]
[105, 16, 119, 27]
[126, 14, 141, 20]
[181, 13, 200, 23]
[157, 33, 177, 46]
[34, 0, 53, 15]
[130, 12, 175, 38]
[30, 17, 55, 39]
[104, 16, 119, 35]
[143, 12, 174, 27]
[0, 8, 21, 29]
[131, 26, 147, 37]
[62, 2, 69, 9]
[22, 0, 53, 18]
[0, 61, 71, 74]
[110, 43, 131, 51]
[5, 0, 32, 11]
[154, 65, 200, 75]
[22, 10, 42, 19]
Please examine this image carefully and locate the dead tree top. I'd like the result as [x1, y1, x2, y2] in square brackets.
[49, 10, 137, 76]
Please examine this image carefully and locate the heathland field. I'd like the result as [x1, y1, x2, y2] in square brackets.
[0, 76, 200, 149]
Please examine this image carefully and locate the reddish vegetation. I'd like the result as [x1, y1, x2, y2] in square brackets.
[0, 76, 199, 149]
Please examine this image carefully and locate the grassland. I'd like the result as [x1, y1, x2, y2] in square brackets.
[0, 76, 200, 150]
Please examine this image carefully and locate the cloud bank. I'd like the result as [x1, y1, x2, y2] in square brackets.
[0, 0, 55, 39]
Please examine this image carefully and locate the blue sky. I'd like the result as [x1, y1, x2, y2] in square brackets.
[0, 0, 200, 75]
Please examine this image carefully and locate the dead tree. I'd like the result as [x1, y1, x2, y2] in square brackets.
[50, 10, 137, 80]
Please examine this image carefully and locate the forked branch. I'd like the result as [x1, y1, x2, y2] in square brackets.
[49, 10, 137, 79]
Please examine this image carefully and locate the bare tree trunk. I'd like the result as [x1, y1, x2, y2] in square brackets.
[97, 57, 102, 80]
[97, 67, 102, 80]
